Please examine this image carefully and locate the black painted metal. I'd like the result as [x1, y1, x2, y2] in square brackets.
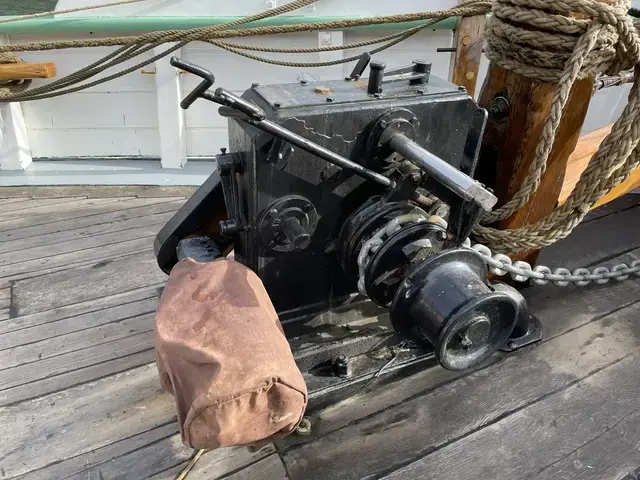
[391, 249, 518, 371]
[153, 59, 542, 406]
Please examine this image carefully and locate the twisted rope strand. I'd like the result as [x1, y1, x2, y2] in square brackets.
[473, 0, 640, 253]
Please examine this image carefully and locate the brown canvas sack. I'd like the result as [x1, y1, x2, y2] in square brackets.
[155, 258, 307, 449]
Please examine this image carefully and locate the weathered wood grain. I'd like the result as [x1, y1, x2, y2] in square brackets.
[0, 331, 155, 391]
[0, 237, 157, 282]
[0, 198, 183, 244]
[18, 423, 182, 480]
[70, 433, 194, 480]
[530, 409, 640, 480]
[11, 253, 166, 316]
[0, 284, 160, 335]
[449, 2, 485, 96]
[0, 313, 153, 370]
[67, 440, 276, 480]
[0, 197, 181, 235]
[0, 185, 193, 199]
[0, 222, 162, 272]
[0, 364, 174, 478]
[0, 196, 84, 215]
[224, 454, 288, 480]
[0, 209, 176, 256]
[0, 296, 157, 349]
[0, 197, 32, 205]
[282, 301, 640, 480]
[0, 197, 125, 228]
[383, 350, 640, 480]
[477, 65, 594, 264]
[0, 349, 155, 407]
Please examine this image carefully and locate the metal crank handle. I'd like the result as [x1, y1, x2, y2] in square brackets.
[170, 57, 215, 110]
[389, 133, 497, 211]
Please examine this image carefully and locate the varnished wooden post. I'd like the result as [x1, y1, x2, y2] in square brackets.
[449, 1, 485, 97]
[475, 65, 594, 263]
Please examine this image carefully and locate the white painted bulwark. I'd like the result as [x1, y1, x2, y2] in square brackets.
[0, 0, 633, 184]
[154, 44, 187, 169]
[0, 102, 33, 170]
[0, 35, 32, 171]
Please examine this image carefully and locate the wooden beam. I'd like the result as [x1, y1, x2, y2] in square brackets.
[0, 62, 56, 81]
[475, 66, 594, 263]
[448, 1, 485, 97]
[562, 123, 640, 208]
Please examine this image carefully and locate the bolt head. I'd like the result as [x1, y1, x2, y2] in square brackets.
[380, 120, 387, 128]
[268, 208, 278, 218]
[326, 96, 334, 102]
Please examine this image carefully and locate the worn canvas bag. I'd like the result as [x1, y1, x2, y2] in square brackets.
[155, 258, 307, 449]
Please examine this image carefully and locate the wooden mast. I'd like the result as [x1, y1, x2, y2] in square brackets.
[474, 1, 616, 263]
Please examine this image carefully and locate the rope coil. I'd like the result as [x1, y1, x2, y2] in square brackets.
[472, 0, 640, 254]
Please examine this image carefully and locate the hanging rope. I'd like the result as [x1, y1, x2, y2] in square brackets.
[0, 0, 638, 257]
[472, 0, 640, 253]
[0, 0, 149, 24]
[0, 1, 491, 102]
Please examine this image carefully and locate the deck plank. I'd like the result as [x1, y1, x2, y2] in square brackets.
[0, 364, 174, 479]
[537, 203, 640, 268]
[0, 198, 183, 244]
[529, 409, 640, 480]
[281, 300, 640, 479]
[0, 350, 154, 407]
[0, 209, 176, 256]
[382, 350, 640, 480]
[0, 313, 153, 370]
[0, 197, 87, 216]
[11, 252, 166, 316]
[0, 197, 182, 237]
[0, 220, 163, 273]
[0, 238, 159, 282]
[224, 454, 288, 480]
[0, 331, 155, 392]
[0, 285, 160, 335]
[0, 296, 158, 349]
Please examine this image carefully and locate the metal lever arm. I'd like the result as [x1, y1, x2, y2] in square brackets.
[170, 57, 215, 109]
[389, 133, 497, 211]
[172, 57, 394, 189]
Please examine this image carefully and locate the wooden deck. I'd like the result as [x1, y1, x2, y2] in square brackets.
[0, 188, 639, 480]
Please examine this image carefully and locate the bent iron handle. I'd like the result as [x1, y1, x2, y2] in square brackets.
[170, 56, 215, 109]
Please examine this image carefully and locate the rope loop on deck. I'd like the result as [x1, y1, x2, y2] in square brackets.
[472, 0, 640, 253]
[0, 53, 31, 96]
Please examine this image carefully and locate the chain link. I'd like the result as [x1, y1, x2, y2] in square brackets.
[468, 242, 640, 287]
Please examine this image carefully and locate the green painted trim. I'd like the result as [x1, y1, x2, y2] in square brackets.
[0, 15, 458, 35]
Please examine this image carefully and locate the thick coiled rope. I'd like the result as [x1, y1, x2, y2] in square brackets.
[472, 0, 640, 254]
